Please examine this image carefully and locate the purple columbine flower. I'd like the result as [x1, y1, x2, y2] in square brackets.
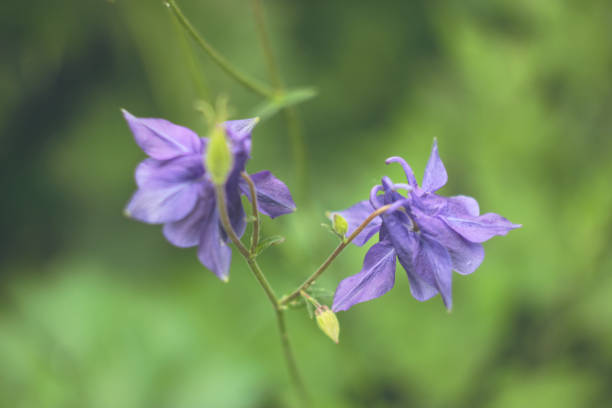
[332, 140, 521, 312]
[122, 110, 296, 281]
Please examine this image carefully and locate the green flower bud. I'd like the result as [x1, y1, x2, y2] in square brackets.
[315, 305, 340, 344]
[332, 213, 348, 238]
[206, 125, 233, 185]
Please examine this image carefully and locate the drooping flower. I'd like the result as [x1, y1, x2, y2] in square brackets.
[332, 140, 521, 312]
[122, 110, 296, 281]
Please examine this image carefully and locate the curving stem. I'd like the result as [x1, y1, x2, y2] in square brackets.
[214, 184, 309, 406]
[280, 203, 398, 306]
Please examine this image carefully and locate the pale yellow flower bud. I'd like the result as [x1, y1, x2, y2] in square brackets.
[315, 305, 340, 344]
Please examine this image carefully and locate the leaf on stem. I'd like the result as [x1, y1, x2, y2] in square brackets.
[253, 87, 318, 119]
[254, 235, 285, 256]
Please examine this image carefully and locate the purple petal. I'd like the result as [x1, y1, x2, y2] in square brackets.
[224, 118, 258, 159]
[332, 241, 397, 312]
[417, 214, 484, 275]
[163, 191, 215, 248]
[443, 213, 522, 243]
[414, 235, 453, 310]
[126, 154, 205, 224]
[123, 110, 202, 160]
[381, 207, 439, 301]
[444, 195, 479, 217]
[125, 182, 200, 224]
[239, 171, 296, 218]
[224, 118, 259, 141]
[397, 251, 440, 303]
[197, 208, 232, 281]
[422, 139, 448, 192]
[385, 156, 418, 188]
[225, 180, 247, 238]
[135, 155, 204, 189]
[333, 200, 381, 246]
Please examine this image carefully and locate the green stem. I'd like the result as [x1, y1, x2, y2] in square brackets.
[168, 3, 209, 101]
[166, 0, 274, 98]
[280, 204, 395, 306]
[241, 172, 260, 254]
[299, 290, 321, 308]
[250, 0, 309, 200]
[251, 0, 283, 89]
[276, 308, 309, 406]
[283, 106, 309, 200]
[214, 184, 309, 405]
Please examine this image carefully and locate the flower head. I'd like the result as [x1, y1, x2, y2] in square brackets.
[123, 110, 296, 281]
[332, 140, 521, 312]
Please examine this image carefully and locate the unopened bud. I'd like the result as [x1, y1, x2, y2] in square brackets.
[331, 213, 348, 238]
[315, 305, 340, 344]
[206, 125, 233, 185]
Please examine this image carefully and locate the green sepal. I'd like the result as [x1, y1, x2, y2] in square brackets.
[205, 125, 232, 185]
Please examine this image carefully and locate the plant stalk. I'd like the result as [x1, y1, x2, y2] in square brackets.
[280, 204, 394, 306]
[167, 0, 274, 98]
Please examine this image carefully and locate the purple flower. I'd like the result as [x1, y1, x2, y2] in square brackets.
[122, 110, 295, 281]
[332, 140, 521, 312]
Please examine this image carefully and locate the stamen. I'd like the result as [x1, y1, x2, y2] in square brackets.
[392, 183, 413, 193]
[369, 185, 383, 209]
[381, 176, 394, 192]
[385, 156, 418, 188]
[386, 198, 410, 214]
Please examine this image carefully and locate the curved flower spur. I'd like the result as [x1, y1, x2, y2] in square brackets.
[122, 110, 296, 281]
[332, 140, 521, 312]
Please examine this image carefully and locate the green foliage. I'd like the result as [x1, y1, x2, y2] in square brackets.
[1, 0, 612, 407]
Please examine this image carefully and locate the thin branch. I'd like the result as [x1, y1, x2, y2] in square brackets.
[215, 183, 308, 404]
[167, 0, 274, 98]
[280, 204, 394, 306]
[241, 172, 260, 254]
[250, 0, 309, 200]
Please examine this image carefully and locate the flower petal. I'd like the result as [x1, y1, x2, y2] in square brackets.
[381, 207, 439, 302]
[239, 171, 296, 218]
[422, 139, 448, 193]
[444, 195, 479, 217]
[332, 241, 396, 312]
[163, 191, 215, 248]
[197, 208, 232, 281]
[224, 118, 259, 141]
[332, 200, 381, 246]
[135, 155, 204, 189]
[397, 248, 440, 303]
[225, 180, 247, 238]
[443, 213, 521, 243]
[125, 182, 200, 224]
[417, 214, 484, 275]
[414, 235, 453, 310]
[123, 110, 202, 160]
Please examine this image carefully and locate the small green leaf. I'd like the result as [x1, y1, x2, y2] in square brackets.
[255, 235, 285, 256]
[308, 287, 335, 302]
[253, 87, 318, 119]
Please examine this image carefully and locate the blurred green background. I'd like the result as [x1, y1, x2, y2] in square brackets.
[2, 0, 612, 407]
